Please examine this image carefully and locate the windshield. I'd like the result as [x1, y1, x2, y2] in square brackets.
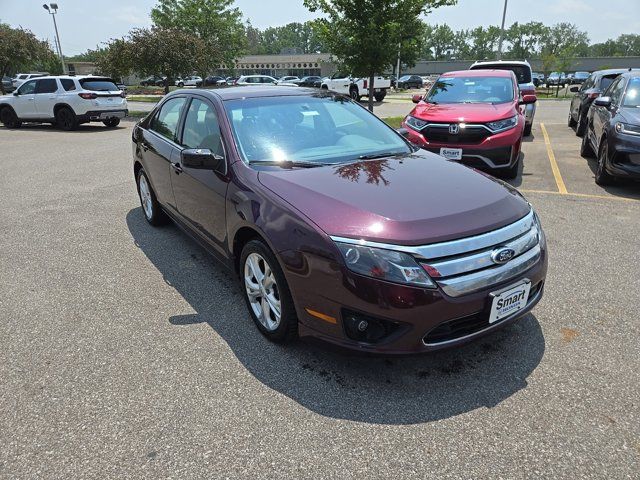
[575, 72, 589, 78]
[473, 64, 531, 84]
[224, 95, 411, 165]
[426, 76, 514, 104]
[623, 78, 640, 107]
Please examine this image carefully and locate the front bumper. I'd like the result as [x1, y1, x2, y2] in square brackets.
[282, 220, 548, 355]
[607, 133, 640, 180]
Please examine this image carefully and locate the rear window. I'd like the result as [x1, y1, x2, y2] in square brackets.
[79, 78, 119, 91]
[60, 79, 76, 91]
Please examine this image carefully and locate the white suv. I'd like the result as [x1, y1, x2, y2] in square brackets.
[175, 76, 202, 87]
[235, 75, 278, 85]
[0, 76, 128, 130]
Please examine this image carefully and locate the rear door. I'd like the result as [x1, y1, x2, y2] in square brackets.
[34, 78, 60, 118]
[171, 96, 229, 253]
[13, 80, 38, 118]
[141, 96, 189, 211]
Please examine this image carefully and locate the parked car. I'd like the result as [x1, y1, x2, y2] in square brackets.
[276, 76, 300, 85]
[226, 76, 239, 85]
[572, 71, 590, 85]
[402, 69, 537, 179]
[580, 71, 640, 185]
[12, 72, 48, 89]
[204, 76, 227, 87]
[396, 75, 424, 89]
[140, 76, 164, 87]
[294, 76, 323, 87]
[0, 76, 127, 130]
[568, 69, 635, 136]
[321, 72, 391, 102]
[131, 86, 547, 353]
[532, 72, 545, 87]
[175, 76, 203, 87]
[547, 72, 565, 87]
[116, 82, 127, 94]
[2, 76, 15, 93]
[235, 75, 278, 85]
[470, 60, 536, 136]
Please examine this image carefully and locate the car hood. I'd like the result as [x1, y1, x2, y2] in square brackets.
[619, 107, 640, 126]
[257, 150, 530, 245]
[411, 102, 516, 123]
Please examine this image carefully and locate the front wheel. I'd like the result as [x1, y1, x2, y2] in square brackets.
[0, 107, 21, 128]
[567, 111, 577, 128]
[575, 111, 587, 136]
[178, 82, 184, 88]
[595, 141, 615, 186]
[103, 118, 120, 128]
[240, 240, 298, 343]
[580, 131, 594, 158]
[374, 92, 386, 102]
[349, 88, 361, 102]
[501, 154, 521, 179]
[523, 123, 532, 137]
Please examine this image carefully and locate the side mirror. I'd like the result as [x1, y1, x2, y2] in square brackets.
[181, 148, 223, 170]
[13, 91, 19, 96]
[412, 94, 422, 104]
[396, 127, 410, 138]
[594, 96, 612, 108]
[520, 94, 537, 105]
[569, 86, 580, 93]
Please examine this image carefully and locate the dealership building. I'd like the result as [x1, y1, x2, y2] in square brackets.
[218, 53, 335, 78]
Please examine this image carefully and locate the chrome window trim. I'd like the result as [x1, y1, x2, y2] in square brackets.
[330, 210, 534, 260]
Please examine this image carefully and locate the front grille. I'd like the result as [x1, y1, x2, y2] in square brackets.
[423, 282, 543, 345]
[423, 124, 490, 144]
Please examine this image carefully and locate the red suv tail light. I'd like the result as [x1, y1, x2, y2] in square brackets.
[78, 92, 97, 100]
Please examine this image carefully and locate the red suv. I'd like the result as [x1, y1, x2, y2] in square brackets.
[402, 70, 537, 178]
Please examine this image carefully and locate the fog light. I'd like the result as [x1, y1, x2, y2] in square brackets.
[357, 320, 369, 332]
[342, 310, 404, 344]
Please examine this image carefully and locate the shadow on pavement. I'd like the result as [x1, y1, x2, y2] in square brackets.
[126, 207, 545, 425]
[585, 159, 640, 200]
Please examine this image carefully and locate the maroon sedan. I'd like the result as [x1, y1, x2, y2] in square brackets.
[132, 86, 547, 354]
[403, 69, 537, 179]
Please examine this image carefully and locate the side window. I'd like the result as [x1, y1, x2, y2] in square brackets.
[181, 98, 223, 155]
[35, 78, 59, 94]
[60, 79, 76, 91]
[17, 80, 37, 95]
[608, 78, 626, 105]
[581, 75, 594, 91]
[150, 97, 187, 142]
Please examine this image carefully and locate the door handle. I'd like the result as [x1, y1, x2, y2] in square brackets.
[171, 162, 183, 174]
[140, 142, 149, 152]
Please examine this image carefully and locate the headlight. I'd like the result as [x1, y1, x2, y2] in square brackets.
[532, 210, 546, 249]
[486, 115, 518, 133]
[615, 122, 640, 136]
[335, 242, 436, 288]
[405, 115, 428, 131]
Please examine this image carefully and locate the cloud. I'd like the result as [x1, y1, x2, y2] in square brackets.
[549, 0, 595, 14]
[113, 6, 152, 26]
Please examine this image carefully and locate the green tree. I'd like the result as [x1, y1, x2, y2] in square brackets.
[0, 23, 58, 94]
[306, 0, 457, 112]
[468, 25, 501, 60]
[541, 22, 589, 57]
[421, 24, 457, 60]
[151, 0, 246, 70]
[94, 39, 132, 80]
[505, 21, 549, 59]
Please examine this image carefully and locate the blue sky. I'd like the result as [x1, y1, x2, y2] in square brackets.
[1, 0, 639, 55]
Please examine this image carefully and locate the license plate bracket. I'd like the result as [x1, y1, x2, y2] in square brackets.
[488, 280, 531, 324]
[440, 147, 463, 160]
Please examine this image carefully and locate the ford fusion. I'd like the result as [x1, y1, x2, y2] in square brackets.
[402, 70, 537, 179]
[132, 86, 547, 354]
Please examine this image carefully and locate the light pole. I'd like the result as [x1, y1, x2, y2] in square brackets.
[43, 3, 66, 74]
[497, 0, 508, 60]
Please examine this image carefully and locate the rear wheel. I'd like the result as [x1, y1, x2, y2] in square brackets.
[55, 107, 78, 131]
[178, 82, 184, 88]
[595, 140, 615, 186]
[580, 130, 594, 158]
[0, 107, 21, 128]
[102, 118, 120, 128]
[374, 91, 386, 102]
[240, 240, 298, 343]
[136, 169, 168, 226]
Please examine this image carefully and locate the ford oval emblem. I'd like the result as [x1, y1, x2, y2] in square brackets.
[491, 248, 516, 265]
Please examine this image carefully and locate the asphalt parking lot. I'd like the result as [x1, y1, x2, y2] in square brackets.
[1, 100, 639, 478]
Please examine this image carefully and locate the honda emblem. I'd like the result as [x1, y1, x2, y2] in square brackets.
[449, 124, 460, 134]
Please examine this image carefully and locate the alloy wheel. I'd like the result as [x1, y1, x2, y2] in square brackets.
[244, 253, 281, 331]
[138, 174, 153, 220]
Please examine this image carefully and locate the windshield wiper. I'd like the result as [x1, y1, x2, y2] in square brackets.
[358, 152, 402, 160]
[248, 159, 332, 169]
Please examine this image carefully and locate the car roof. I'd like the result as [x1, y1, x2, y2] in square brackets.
[594, 68, 640, 77]
[441, 69, 514, 78]
[472, 60, 530, 67]
[171, 86, 327, 101]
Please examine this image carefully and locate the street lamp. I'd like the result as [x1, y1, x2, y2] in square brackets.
[43, 3, 66, 74]
[497, 0, 509, 60]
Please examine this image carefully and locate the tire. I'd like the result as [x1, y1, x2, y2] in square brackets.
[0, 107, 21, 129]
[595, 140, 615, 186]
[55, 107, 78, 131]
[501, 153, 521, 179]
[349, 88, 361, 102]
[567, 111, 577, 128]
[575, 111, 587, 136]
[580, 130, 594, 158]
[523, 123, 532, 137]
[102, 118, 120, 128]
[178, 82, 184, 88]
[136, 169, 168, 226]
[240, 240, 298, 343]
[374, 92, 386, 102]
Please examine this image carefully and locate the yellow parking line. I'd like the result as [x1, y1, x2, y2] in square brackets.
[520, 189, 639, 203]
[540, 123, 568, 194]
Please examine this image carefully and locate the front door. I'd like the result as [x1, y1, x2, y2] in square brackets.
[14, 79, 38, 118]
[171, 96, 229, 254]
